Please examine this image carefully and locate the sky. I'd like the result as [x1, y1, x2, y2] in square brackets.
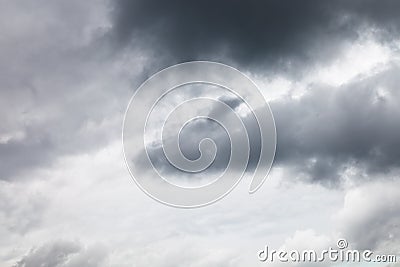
[0, 0, 400, 266]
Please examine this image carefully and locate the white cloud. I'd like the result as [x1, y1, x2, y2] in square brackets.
[336, 180, 400, 253]
[12, 240, 108, 267]
[313, 39, 392, 87]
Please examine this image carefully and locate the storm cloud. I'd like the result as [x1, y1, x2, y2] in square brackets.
[110, 0, 400, 72]
[1, 0, 400, 266]
[138, 62, 400, 186]
[272, 62, 400, 184]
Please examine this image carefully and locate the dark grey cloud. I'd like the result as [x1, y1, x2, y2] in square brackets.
[1, 0, 399, 266]
[276, 63, 400, 184]
[141, 63, 400, 186]
[273, 63, 400, 185]
[110, 0, 400, 72]
[137, 94, 263, 186]
[2, 0, 399, 184]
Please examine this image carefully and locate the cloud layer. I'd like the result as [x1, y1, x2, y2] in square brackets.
[110, 0, 400, 72]
[1, 0, 400, 266]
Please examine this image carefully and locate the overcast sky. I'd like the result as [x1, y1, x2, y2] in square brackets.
[1, 0, 400, 266]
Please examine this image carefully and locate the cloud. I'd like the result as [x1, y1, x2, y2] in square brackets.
[110, 0, 400, 73]
[13, 240, 108, 267]
[272, 62, 400, 185]
[0, 180, 48, 235]
[1, 1, 400, 266]
[135, 61, 400, 186]
[121, 237, 241, 267]
[0, 0, 149, 181]
[336, 180, 400, 253]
